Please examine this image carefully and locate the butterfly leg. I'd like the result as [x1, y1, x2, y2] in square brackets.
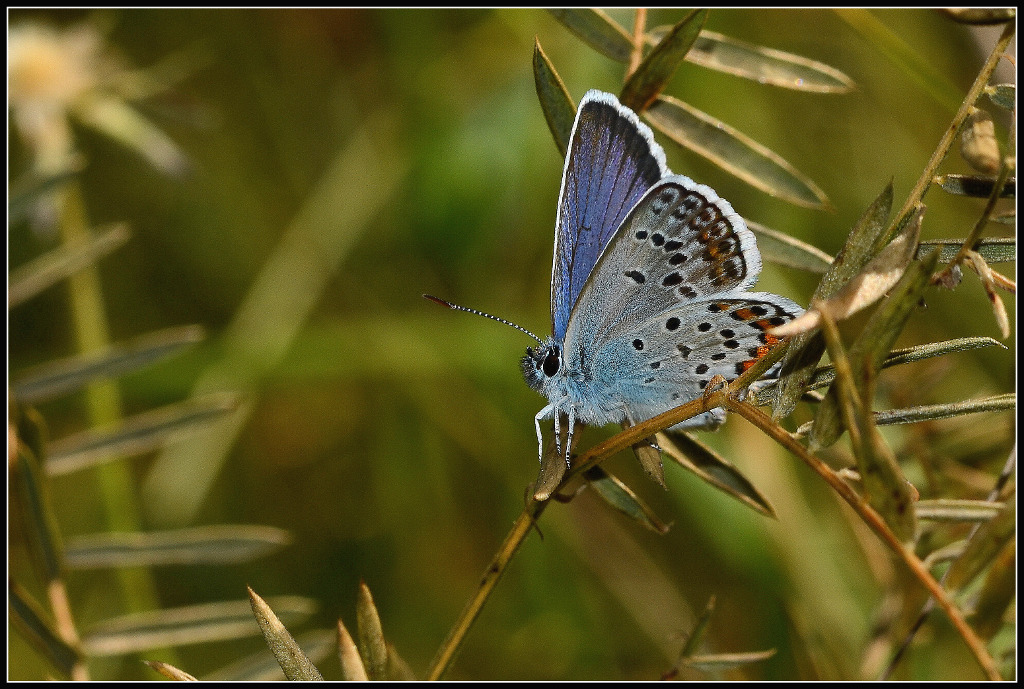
[564, 405, 577, 468]
[535, 403, 554, 463]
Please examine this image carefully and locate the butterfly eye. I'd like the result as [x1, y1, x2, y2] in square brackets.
[543, 347, 561, 376]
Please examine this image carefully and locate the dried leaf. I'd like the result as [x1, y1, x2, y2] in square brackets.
[356, 581, 388, 681]
[533, 433, 568, 502]
[144, 660, 198, 681]
[73, 94, 190, 176]
[971, 539, 1015, 640]
[772, 205, 922, 336]
[658, 432, 775, 518]
[387, 642, 418, 681]
[746, 219, 834, 273]
[47, 393, 240, 475]
[81, 596, 316, 656]
[13, 324, 205, 404]
[939, 8, 1016, 24]
[584, 466, 671, 534]
[337, 619, 369, 681]
[646, 95, 833, 210]
[64, 524, 292, 569]
[8, 223, 130, 308]
[204, 630, 335, 681]
[533, 38, 575, 158]
[620, 10, 707, 112]
[248, 587, 324, 681]
[683, 649, 778, 671]
[960, 109, 1001, 174]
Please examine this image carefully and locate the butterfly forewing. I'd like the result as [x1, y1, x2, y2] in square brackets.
[551, 90, 668, 341]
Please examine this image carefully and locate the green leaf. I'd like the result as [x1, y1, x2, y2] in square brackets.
[8, 159, 83, 225]
[356, 581, 388, 681]
[9, 582, 82, 679]
[247, 587, 324, 681]
[387, 642, 418, 681]
[10, 431, 63, 582]
[985, 83, 1015, 110]
[936, 173, 1015, 198]
[72, 94, 190, 175]
[64, 524, 292, 569]
[774, 182, 893, 418]
[8, 223, 130, 308]
[944, 496, 1015, 594]
[620, 10, 707, 112]
[916, 238, 1014, 264]
[13, 325, 205, 404]
[680, 596, 716, 659]
[811, 248, 941, 450]
[584, 466, 671, 534]
[916, 499, 1006, 522]
[547, 8, 634, 62]
[658, 432, 775, 518]
[661, 28, 855, 93]
[81, 596, 316, 656]
[746, 220, 834, 273]
[873, 393, 1015, 426]
[46, 393, 240, 475]
[646, 95, 833, 210]
[683, 649, 778, 671]
[533, 38, 575, 157]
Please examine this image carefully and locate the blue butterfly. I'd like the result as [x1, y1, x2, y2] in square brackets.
[430, 90, 802, 470]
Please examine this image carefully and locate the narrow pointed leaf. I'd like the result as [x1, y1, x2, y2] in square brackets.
[11, 435, 63, 581]
[337, 619, 369, 681]
[81, 596, 316, 656]
[547, 8, 634, 62]
[916, 237, 1014, 264]
[205, 629, 335, 681]
[873, 393, 1015, 426]
[623, 419, 666, 487]
[663, 28, 855, 93]
[971, 540, 1015, 641]
[144, 660, 198, 681]
[985, 83, 1015, 110]
[533, 38, 575, 157]
[9, 582, 82, 679]
[811, 249, 941, 450]
[757, 336, 1005, 398]
[13, 325, 205, 404]
[387, 642, 418, 681]
[658, 432, 775, 518]
[681, 596, 716, 659]
[9, 159, 83, 224]
[533, 435, 567, 501]
[248, 587, 324, 681]
[936, 174, 1015, 198]
[683, 649, 778, 671]
[746, 219, 834, 273]
[775, 182, 894, 417]
[47, 393, 240, 475]
[356, 581, 388, 681]
[916, 499, 1006, 522]
[773, 205, 922, 336]
[944, 496, 1015, 594]
[9, 223, 130, 307]
[817, 311, 918, 542]
[584, 466, 670, 534]
[646, 95, 832, 210]
[73, 94, 190, 175]
[64, 524, 292, 569]
[620, 10, 707, 112]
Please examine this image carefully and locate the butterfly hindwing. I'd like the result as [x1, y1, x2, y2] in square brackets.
[551, 90, 668, 341]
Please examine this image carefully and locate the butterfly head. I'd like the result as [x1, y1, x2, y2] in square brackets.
[521, 340, 562, 393]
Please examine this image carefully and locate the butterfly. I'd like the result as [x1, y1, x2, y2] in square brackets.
[429, 90, 802, 471]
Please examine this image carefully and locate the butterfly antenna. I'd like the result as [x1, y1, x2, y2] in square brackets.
[423, 294, 544, 345]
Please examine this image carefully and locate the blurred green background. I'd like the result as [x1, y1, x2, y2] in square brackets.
[8, 8, 1015, 680]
